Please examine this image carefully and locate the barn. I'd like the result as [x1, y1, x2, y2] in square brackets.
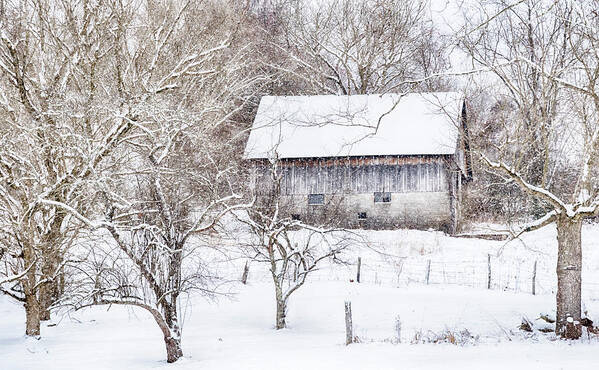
[243, 92, 471, 233]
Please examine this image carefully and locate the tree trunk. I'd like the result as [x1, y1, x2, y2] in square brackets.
[276, 299, 287, 329]
[24, 291, 41, 337]
[164, 302, 183, 363]
[275, 285, 286, 329]
[149, 305, 183, 363]
[555, 216, 582, 339]
[164, 331, 183, 364]
[23, 242, 41, 337]
[39, 254, 63, 321]
[38, 281, 54, 321]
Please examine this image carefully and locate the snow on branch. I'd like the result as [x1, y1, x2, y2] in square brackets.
[507, 210, 558, 241]
[0, 259, 36, 286]
[479, 153, 571, 215]
[38, 199, 108, 229]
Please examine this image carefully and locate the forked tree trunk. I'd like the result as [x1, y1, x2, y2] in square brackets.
[555, 216, 582, 339]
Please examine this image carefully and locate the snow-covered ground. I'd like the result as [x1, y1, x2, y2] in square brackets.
[2, 224, 599, 370]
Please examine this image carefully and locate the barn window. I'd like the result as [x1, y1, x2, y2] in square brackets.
[308, 193, 325, 205]
[357, 212, 367, 220]
[374, 192, 391, 203]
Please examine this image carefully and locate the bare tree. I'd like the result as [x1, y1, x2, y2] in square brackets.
[459, 0, 599, 338]
[266, 0, 450, 95]
[68, 162, 243, 363]
[237, 158, 353, 329]
[60, 70, 255, 362]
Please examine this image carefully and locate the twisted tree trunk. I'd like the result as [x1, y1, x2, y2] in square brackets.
[555, 216, 582, 339]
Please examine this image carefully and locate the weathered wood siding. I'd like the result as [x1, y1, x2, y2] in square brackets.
[253, 156, 450, 195]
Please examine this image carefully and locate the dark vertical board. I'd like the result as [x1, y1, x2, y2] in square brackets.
[413, 164, 419, 192]
[289, 162, 296, 194]
[260, 163, 270, 195]
[439, 161, 447, 191]
[356, 160, 362, 193]
[425, 163, 432, 192]
[326, 162, 332, 194]
[382, 165, 388, 192]
[335, 162, 342, 193]
[436, 162, 442, 191]
[364, 164, 376, 193]
[315, 160, 321, 193]
[350, 165, 356, 193]
[399, 165, 404, 192]
[391, 165, 397, 192]
[321, 161, 328, 193]
[308, 164, 316, 194]
[284, 165, 291, 195]
[297, 162, 305, 194]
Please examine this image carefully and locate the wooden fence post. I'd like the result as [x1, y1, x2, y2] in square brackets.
[356, 257, 362, 283]
[241, 262, 249, 285]
[487, 254, 491, 290]
[532, 260, 537, 295]
[425, 259, 431, 285]
[345, 301, 353, 345]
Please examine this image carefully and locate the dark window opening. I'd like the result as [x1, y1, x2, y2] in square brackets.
[357, 212, 367, 220]
[291, 214, 301, 221]
[374, 192, 391, 203]
[308, 193, 325, 205]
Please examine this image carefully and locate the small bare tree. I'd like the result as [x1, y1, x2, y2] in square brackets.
[238, 158, 353, 329]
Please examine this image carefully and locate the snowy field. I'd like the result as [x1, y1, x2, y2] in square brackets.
[2, 224, 599, 370]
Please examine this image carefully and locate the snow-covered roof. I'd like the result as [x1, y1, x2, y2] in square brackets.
[243, 92, 463, 160]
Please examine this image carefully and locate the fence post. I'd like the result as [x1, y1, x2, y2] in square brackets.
[487, 254, 492, 290]
[345, 301, 353, 345]
[425, 259, 431, 285]
[532, 260, 537, 295]
[241, 261, 249, 285]
[356, 257, 362, 283]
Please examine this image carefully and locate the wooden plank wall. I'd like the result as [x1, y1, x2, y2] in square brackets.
[254, 156, 450, 195]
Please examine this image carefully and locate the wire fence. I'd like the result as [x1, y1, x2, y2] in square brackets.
[239, 252, 599, 301]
